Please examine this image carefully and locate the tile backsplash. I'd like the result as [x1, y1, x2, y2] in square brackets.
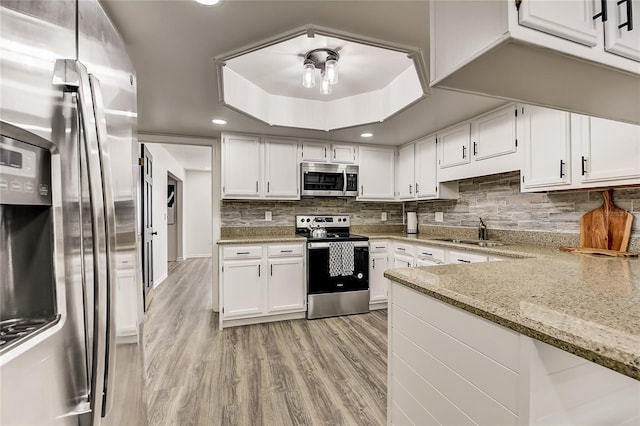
[221, 171, 640, 236]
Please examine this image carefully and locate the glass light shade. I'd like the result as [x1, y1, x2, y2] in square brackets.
[325, 59, 338, 85]
[302, 63, 316, 88]
[320, 75, 332, 95]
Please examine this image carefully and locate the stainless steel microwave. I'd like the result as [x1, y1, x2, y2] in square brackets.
[300, 162, 358, 197]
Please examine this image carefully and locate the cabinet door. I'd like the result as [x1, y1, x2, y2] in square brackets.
[604, 0, 640, 61]
[393, 254, 414, 268]
[223, 134, 261, 198]
[521, 105, 572, 190]
[415, 136, 438, 198]
[578, 115, 640, 183]
[264, 138, 299, 199]
[359, 146, 395, 199]
[518, 0, 599, 47]
[438, 123, 471, 169]
[397, 144, 415, 199]
[300, 141, 328, 162]
[222, 259, 264, 318]
[331, 144, 357, 164]
[267, 257, 305, 313]
[370, 252, 389, 303]
[115, 269, 138, 336]
[472, 105, 517, 161]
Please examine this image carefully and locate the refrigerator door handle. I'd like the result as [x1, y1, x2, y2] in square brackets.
[52, 59, 114, 426]
[88, 74, 117, 419]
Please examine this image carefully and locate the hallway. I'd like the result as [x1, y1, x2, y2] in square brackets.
[144, 257, 388, 425]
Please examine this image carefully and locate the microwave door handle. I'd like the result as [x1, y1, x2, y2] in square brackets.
[52, 60, 110, 426]
[342, 170, 347, 195]
[89, 74, 118, 419]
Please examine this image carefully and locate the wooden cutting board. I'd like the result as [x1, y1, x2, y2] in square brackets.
[579, 189, 634, 252]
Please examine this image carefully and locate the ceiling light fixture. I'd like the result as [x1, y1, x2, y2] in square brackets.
[212, 118, 227, 125]
[302, 48, 339, 95]
[195, 0, 221, 5]
[360, 132, 373, 138]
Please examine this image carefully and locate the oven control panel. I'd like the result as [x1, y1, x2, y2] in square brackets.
[296, 215, 350, 229]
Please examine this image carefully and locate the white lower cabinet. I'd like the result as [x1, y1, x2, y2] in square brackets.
[447, 249, 488, 264]
[220, 243, 306, 328]
[115, 268, 138, 337]
[389, 282, 640, 426]
[369, 240, 390, 307]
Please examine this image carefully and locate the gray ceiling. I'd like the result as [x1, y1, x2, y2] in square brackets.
[100, 0, 506, 146]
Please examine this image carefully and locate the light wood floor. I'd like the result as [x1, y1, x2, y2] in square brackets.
[145, 258, 388, 425]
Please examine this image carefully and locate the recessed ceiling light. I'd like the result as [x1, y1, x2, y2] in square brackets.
[360, 132, 373, 138]
[212, 118, 227, 125]
[195, 0, 220, 5]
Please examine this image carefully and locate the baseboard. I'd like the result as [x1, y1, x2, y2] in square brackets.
[154, 272, 168, 289]
[185, 253, 212, 259]
[369, 301, 388, 310]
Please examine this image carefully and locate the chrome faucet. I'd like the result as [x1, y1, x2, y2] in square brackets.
[478, 217, 487, 240]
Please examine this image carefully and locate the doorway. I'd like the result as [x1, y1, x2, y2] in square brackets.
[167, 173, 183, 264]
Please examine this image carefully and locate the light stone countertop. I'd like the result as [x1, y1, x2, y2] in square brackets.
[383, 245, 640, 381]
[217, 235, 307, 245]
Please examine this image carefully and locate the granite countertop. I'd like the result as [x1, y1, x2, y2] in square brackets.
[217, 235, 307, 245]
[384, 247, 640, 381]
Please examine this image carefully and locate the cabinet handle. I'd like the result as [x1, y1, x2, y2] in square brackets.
[372, 259, 375, 269]
[267, 181, 270, 193]
[457, 259, 471, 263]
[559, 160, 565, 178]
[237, 251, 250, 255]
[473, 141, 478, 156]
[422, 252, 432, 256]
[270, 264, 273, 276]
[409, 184, 412, 195]
[415, 182, 419, 194]
[593, 0, 608, 22]
[360, 184, 363, 195]
[375, 246, 385, 249]
[581, 156, 587, 176]
[462, 145, 467, 159]
[333, 149, 336, 159]
[258, 264, 261, 277]
[256, 181, 259, 192]
[618, 0, 633, 30]
[280, 250, 293, 253]
[324, 147, 327, 157]
[397, 247, 406, 251]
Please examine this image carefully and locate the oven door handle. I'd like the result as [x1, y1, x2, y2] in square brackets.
[308, 241, 369, 249]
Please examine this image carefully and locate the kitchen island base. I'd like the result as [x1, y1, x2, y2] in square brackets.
[388, 282, 640, 426]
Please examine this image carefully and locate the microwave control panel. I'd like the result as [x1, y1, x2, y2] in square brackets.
[0, 136, 51, 206]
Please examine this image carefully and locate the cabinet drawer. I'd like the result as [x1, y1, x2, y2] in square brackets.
[223, 245, 263, 259]
[415, 245, 446, 263]
[369, 241, 389, 253]
[267, 244, 304, 257]
[448, 250, 487, 264]
[394, 242, 415, 256]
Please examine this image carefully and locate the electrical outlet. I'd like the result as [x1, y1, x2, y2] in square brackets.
[265, 211, 272, 221]
[381, 212, 387, 222]
[435, 212, 444, 222]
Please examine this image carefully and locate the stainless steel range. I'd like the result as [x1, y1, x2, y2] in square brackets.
[296, 215, 369, 319]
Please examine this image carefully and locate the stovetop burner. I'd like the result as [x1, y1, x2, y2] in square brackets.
[0, 316, 59, 351]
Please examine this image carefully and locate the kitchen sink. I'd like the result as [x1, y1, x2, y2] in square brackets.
[431, 238, 505, 247]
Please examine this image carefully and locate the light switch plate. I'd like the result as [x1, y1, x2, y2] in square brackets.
[265, 211, 272, 221]
[435, 212, 444, 222]
[381, 212, 387, 221]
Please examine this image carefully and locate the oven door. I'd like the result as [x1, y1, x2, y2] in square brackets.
[307, 241, 369, 294]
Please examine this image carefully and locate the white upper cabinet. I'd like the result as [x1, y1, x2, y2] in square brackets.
[414, 136, 438, 198]
[520, 105, 572, 191]
[604, 0, 640, 61]
[438, 105, 521, 182]
[222, 133, 261, 199]
[573, 114, 640, 184]
[264, 138, 299, 199]
[331, 143, 358, 164]
[429, 0, 640, 125]
[471, 105, 517, 161]
[300, 141, 328, 162]
[358, 146, 395, 200]
[518, 0, 599, 46]
[397, 144, 415, 200]
[438, 123, 471, 169]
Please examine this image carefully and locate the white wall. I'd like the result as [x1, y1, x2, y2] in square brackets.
[143, 143, 185, 287]
[185, 170, 212, 257]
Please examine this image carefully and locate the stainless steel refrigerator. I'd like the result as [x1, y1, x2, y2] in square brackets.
[0, 0, 148, 424]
